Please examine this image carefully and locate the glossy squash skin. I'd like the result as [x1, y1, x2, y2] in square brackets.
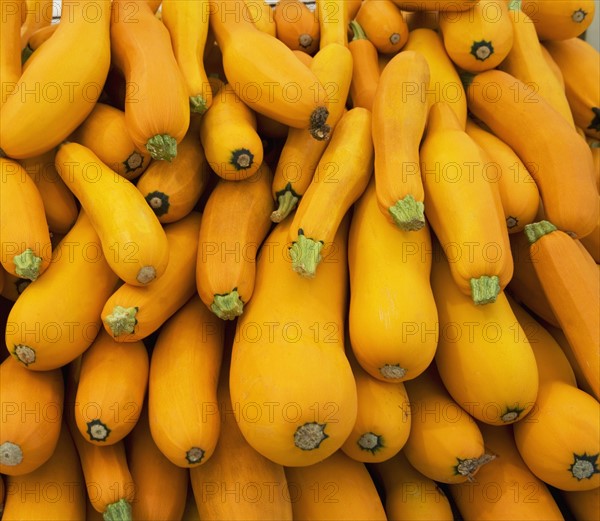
[229, 215, 358, 467]
[0, 0, 111, 159]
[110, 0, 190, 162]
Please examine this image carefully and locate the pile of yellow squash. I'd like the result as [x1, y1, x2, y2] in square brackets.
[0, 0, 599, 519]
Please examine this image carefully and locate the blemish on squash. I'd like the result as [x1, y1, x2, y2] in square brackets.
[0, 441, 23, 466]
[571, 9, 587, 23]
[186, 447, 205, 464]
[13, 344, 36, 366]
[145, 191, 170, 217]
[124, 151, 144, 173]
[358, 432, 384, 454]
[294, 422, 328, 451]
[308, 106, 331, 141]
[86, 419, 111, 442]
[379, 364, 407, 380]
[569, 453, 599, 480]
[470, 40, 494, 61]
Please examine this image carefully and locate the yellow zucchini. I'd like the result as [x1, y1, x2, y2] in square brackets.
[101, 212, 201, 341]
[4, 210, 119, 370]
[55, 142, 170, 287]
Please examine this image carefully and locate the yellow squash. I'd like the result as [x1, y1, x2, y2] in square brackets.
[420, 102, 513, 305]
[101, 212, 201, 341]
[348, 178, 438, 383]
[0, 357, 64, 475]
[161, 0, 213, 114]
[196, 162, 273, 320]
[287, 107, 373, 277]
[0, 0, 23, 109]
[372, 50, 430, 230]
[4, 210, 119, 370]
[0, 0, 111, 159]
[149, 296, 224, 468]
[284, 450, 387, 520]
[55, 142, 170, 287]
[230, 216, 357, 467]
[521, 0, 596, 40]
[70, 103, 152, 180]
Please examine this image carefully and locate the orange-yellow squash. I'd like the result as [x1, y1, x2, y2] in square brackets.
[274, 0, 320, 55]
[449, 422, 565, 520]
[196, 162, 273, 320]
[0, 0, 23, 109]
[373, 451, 454, 521]
[438, 0, 514, 72]
[403, 366, 495, 484]
[229, 216, 357, 467]
[420, 102, 513, 305]
[513, 380, 600, 491]
[69, 103, 152, 180]
[431, 247, 539, 425]
[392, 0, 478, 11]
[209, 0, 330, 139]
[149, 296, 224, 468]
[347, 20, 380, 111]
[354, 0, 409, 55]
[287, 107, 373, 277]
[101, 212, 201, 342]
[348, 178, 438, 383]
[1, 425, 86, 521]
[0, 356, 64, 475]
[136, 130, 210, 224]
[126, 405, 189, 521]
[74, 330, 148, 445]
[55, 142, 170, 287]
[372, 50, 429, 230]
[4, 210, 119, 370]
[0, 0, 111, 159]
[521, 0, 596, 40]
[465, 69, 598, 239]
[161, 0, 213, 114]
[110, 0, 190, 162]
[0, 157, 52, 281]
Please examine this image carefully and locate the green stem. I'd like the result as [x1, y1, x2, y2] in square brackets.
[388, 195, 425, 231]
[349, 20, 368, 40]
[104, 306, 138, 337]
[13, 249, 43, 281]
[103, 499, 132, 521]
[507, 0, 521, 11]
[271, 187, 300, 223]
[211, 290, 244, 320]
[190, 95, 209, 115]
[470, 275, 500, 306]
[524, 220, 557, 244]
[146, 134, 177, 162]
[289, 232, 323, 278]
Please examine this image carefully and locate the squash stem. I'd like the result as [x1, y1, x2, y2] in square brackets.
[298, 33, 313, 49]
[457, 453, 496, 482]
[146, 134, 178, 162]
[309, 107, 331, 141]
[349, 20, 368, 40]
[289, 232, 323, 278]
[103, 498, 132, 521]
[0, 441, 23, 466]
[524, 220, 557, 244]
[104, 306, 138, 337]
[470, 275, 500, 305]
[507, 0, 521, 11]
[189, 95, 208, 115]
[211, 290, 244, 320]
[271, 188, 299, 223]
[13, 249, 43, 281]
[388, 195, 425, 231]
